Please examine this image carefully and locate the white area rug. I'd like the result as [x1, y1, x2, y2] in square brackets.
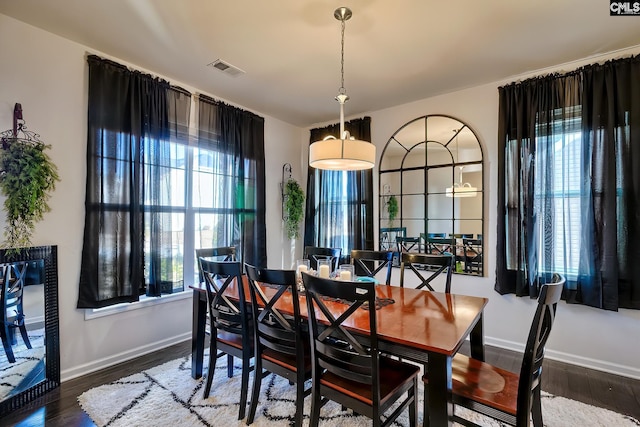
[78, 352, 640, 427]
[0, 328, 45, 400]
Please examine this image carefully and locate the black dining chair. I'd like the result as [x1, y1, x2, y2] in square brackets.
[424, 274, 566, 427]
[303, 246, 341, 272]
[350, 249, 394, 285]
[462, 238, 483, 274]
[244, 265, 311, 427]
[424, 237, 456, 256]
[399, 252, 454, 292]
[195, 246, 236, 283]
[1, 262, 32, 364]
[302, 273, 419, 427]
[198, 258, 253, 420]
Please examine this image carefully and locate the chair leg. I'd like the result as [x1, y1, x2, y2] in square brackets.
[227, 354, 234, 378]
[1, 329, 16, 363]
[309, 385, 321, 427]
[18, 325, 32, 349]
[423, 381, 430, 427]
[532, 385, 543, 427]
[246, 359, 262, 425]
[294, 375, 305, 427]
[203, 337, 218, 398]
[238, 354, 251, 420]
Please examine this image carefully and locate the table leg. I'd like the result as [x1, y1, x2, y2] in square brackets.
[191, 289, 206, 379]
[426, 353, 453, 427]
[469, 313, 485, 362]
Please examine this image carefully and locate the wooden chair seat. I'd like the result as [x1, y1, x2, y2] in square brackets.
[426, 353, 519, 416]
[322, 355, 420, 405]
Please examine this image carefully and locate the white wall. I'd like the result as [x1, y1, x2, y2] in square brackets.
[2, 12, 638, 382]
[0, 13, 304, 380]
[363, 49, 640, 379]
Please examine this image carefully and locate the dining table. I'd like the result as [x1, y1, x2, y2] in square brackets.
[190, 276, 488, 427]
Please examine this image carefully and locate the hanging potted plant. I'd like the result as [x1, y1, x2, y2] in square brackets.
[387, 194, 398, 227]
[283, 178, 305, 239]
[0, 110, 59, 252]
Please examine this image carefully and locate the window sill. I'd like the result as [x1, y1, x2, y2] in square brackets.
[84, 290, 192, 320]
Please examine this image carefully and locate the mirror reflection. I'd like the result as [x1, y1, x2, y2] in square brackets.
[0, 259, 46, 402]
[379, 115, 484, 275]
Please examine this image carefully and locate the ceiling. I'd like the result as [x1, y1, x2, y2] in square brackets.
[1, 0, 639, 127]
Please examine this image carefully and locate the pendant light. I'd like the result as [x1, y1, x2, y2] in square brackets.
[446, 129, 478, 198]
[308, 7, 376, 171]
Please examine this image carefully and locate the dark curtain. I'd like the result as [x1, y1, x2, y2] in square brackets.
[78, 55, 189, 308]
[304, 117, 374, 262]
[496, 55, 640, 310]
[197, 95, 267, 268]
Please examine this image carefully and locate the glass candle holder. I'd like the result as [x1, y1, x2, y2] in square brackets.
[317, 259, 331, 278]
[338, 264, 355, 281]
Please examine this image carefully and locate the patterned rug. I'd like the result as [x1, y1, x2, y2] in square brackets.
[78, 352, 640, 427]
[0, 328, 45, 401]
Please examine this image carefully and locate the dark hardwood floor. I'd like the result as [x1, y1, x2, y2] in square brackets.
[2, 340, 639, 426]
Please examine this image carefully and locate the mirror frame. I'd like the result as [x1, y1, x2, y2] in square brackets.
[378, 115, 484, 275]
[0, 245, 59, 416]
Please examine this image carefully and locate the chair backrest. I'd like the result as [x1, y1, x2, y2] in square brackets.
[245, 264, 304, 361]
[399, 252, 454, 292]
[303, 246, 341, 271]
[350, 250, 393, 285]
[424, 237, 456, 256]
[516, 274, 565, 425]
[198, 258, 250, 337]
[302, 273, 380, 390]
[2, 262, 29, 326]
[396, 236, 421, 253]
[195, 246, 236, 283]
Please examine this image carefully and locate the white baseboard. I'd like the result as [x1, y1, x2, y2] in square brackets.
[485, 336, 640, 380]
[61, 332, 191, 382]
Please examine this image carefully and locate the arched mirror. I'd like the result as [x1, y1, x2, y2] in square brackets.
[379, 115, 484, 275]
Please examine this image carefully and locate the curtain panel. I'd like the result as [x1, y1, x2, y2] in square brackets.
[304, 117, 374, 262]
[496, 55, 640, 310]
[197, 95, 267, 268]
[78, 55, 190, 308]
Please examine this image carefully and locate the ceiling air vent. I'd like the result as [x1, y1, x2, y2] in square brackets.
[207, 59, 245, 77]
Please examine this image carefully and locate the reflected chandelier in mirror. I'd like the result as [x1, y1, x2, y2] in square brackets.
[379, 115, 484, 276]
[0, 246, 59, 416]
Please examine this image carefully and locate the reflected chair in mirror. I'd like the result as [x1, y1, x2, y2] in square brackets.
[399, 253, 454, 293]
[245, 265, 311, 426]
[1, 262, 32, 364]
[302, 274, 419, 427]
[303, 246, 341, 272]
[425, 274, 565, 427]
[350, 250, 394, 285]
[198, 258, 253, 420]
[462, 238, 483, 275]
[396, 236, 421, 254]
[424, 237, 456, 256]
[195, 246, 236, 283]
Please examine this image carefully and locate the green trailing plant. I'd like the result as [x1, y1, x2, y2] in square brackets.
[0, 139, 59, 251]
[283, 178, 305, 239]
[387, 194, 398, 225]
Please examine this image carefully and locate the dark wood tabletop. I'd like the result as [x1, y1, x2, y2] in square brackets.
[190, 276, 488, 426]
